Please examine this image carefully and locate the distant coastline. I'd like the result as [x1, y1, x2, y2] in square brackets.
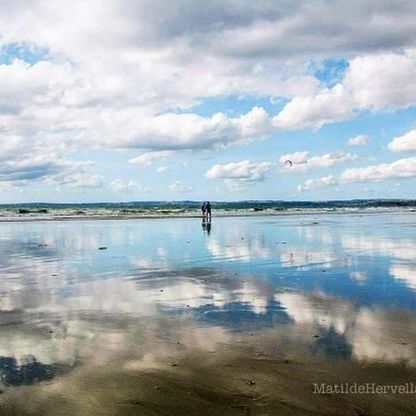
[2, 198, 416, 209]
[0, 199, 415, 222]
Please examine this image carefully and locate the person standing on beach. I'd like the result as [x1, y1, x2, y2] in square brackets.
[206, 201, 211, 221]
[201, 202, 206, 219]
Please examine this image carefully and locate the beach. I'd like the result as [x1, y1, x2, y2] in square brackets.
[0, 211, 416, 415]
[2, 0, 416, 414]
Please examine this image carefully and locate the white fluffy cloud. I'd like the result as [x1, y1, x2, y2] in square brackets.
[275, 52, 416, 130]
[274, 84, 353, 130]
[119, 106, 272, 150]
[205, 160, 272, 189]
[279, 151, 356, 172]
[299, 157, 416, 190]
[340, 157, 416, 183]
[348, 134, 371, 146]
[206, 160, 271, 181]
[388, 129, 416, 152]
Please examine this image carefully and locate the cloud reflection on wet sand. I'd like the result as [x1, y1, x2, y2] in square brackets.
[0, 214, 416, 414]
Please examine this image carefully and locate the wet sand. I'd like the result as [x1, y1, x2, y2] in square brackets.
[0, 213, 415, 415]
[2, 323, 416, 416]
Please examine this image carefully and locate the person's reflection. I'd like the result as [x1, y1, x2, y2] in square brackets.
[202, 218, 212, 235]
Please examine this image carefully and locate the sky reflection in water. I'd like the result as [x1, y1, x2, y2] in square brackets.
[0, 212, 416, 386]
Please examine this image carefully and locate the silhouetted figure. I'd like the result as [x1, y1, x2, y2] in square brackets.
[205, 201, 211, 220]
[201, 202, 206, 219]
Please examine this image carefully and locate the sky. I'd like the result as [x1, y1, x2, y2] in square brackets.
[1, 0, 416, 202]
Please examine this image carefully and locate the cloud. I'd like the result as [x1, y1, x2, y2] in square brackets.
[298, 175, 337, 191]
[58, 173, 103, 189]
[348, 134, 371, 146]
[112, 106, 272, 151]
[345, 52, 416, 110]
[0, 157, 62, 183]
[0, 124, 95, 191]
[206, 160, 272, 191]
[205, 160, 271, 189]
[4, 1, 416, 61]
[387, 129, 416, 152]
[109, 179, 145, 193]
[119, 106, 272, 150]
[275, 51, 416, 130]
[1, 1, 416, 188]
[274, 84, 353, 130]
[128, 151, 174, 166]
[340, 157, 416, 182]
[168, 181, 193, 193]
[279, 151, 356, 172]
[0, 59, 75, 114]
[299, 157, 416, 190]
[156, 166, 168, 173]
[209, 2, 416, 59]
[0, 148, 95, 189]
